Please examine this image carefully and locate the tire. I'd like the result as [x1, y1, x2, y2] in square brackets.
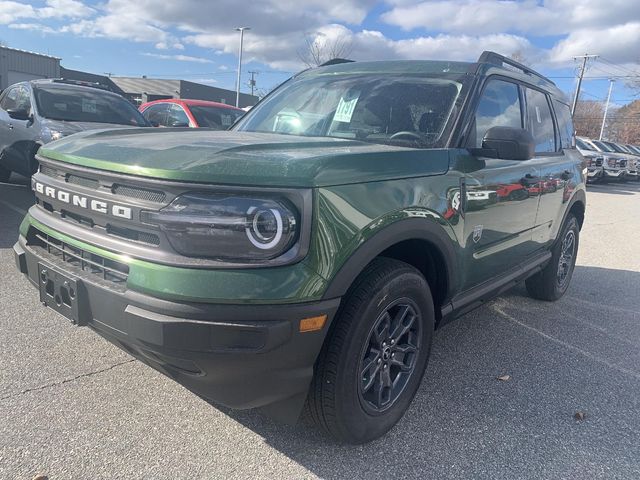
[307, 258, 434, 444]
[526, 214, 579, 301]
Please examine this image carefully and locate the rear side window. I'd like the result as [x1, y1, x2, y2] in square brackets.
[525, 88, 556, 153]
[553, 99, 575, 149]
[471, 79, 522, 148]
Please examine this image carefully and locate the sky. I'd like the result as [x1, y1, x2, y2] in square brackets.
[1, 0, 639, 106]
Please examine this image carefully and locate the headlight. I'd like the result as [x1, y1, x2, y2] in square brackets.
[141, 193, 298, 261]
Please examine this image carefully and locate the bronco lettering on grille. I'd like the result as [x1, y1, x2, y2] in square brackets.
[34, 181, 133, 220]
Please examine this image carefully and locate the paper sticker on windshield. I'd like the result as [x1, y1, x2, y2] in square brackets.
[82, 99, 97, 114]
[535, 106, 541, 124]
[334, 94, 359, 123]
[221, 114, 233, 126]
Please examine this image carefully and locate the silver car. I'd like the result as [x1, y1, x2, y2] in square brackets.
[0, 79, 149, 182]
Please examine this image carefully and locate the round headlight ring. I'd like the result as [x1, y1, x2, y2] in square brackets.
[246, 206, 284, 250]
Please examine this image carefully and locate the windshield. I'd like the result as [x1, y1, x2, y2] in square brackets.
[592, 140, 615, 153]
[190, 105, 244, 129]
[603, 141, 626, 154]
[576, 138, 593, 151]
[34, 85, 148, 126]
[235, 73, 465, 148]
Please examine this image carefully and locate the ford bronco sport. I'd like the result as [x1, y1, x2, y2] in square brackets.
[14, 52, 586, 444]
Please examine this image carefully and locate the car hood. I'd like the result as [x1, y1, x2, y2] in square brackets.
[42, 119, 137, 136]
[37, 128, 450, 187]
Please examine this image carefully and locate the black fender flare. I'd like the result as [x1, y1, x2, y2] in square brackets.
[562, 187, 586, 231]
[322, 217, 459, 300]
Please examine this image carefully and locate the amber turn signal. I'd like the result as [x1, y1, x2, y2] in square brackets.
[299, 315, 327, 333]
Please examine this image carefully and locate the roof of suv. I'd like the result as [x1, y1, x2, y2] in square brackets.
[300, 51, 566, 102]
[28, 78, 117, 94]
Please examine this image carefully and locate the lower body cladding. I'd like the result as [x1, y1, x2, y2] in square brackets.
[13, 237, 340, 422]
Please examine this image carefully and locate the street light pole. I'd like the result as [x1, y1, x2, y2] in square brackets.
[235, 27, 250, 107]
[599, 79, 615, 141]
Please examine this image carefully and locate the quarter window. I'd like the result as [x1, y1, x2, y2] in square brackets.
[553, 99, 574, 149]
[168, 104, 190, 127]
[142, 103, 170, 126]
[526, 88, 556, 153]
[471, 79, 522, 148]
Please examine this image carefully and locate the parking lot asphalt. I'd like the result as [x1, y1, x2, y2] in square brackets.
[1, 174, 639, 480]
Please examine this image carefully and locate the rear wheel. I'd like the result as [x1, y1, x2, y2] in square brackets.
[526, 214, 579, 301]
[307, 258, 434, 444]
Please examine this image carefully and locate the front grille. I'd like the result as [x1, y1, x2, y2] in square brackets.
[39, 165, 59, 178]
[106, 224, 160, 246]
[595, 158, 603, 167]
[28, 228, 129, 289]
[113, 184, 166, 203]
[67, 174, 100, 190]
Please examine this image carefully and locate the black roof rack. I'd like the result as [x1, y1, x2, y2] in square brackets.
[50, 78, 112, 91]
[477, 51, 554, 85]
[319, 58, 355, 67]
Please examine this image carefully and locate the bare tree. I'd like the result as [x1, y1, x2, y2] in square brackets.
[608, 100, 640, 144]
[297, 33, 353, 67]
[573, 100, 605, 139]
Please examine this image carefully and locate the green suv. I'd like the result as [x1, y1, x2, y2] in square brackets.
[14, 51, 585, 443]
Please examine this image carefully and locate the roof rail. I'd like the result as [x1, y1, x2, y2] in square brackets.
[318, 58, 355, 67]
[477, 51, 554, 84]
[51, 78, 111, 91]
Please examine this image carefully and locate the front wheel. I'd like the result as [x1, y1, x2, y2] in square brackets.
[526, 214, 579, 301]
[307, 258, 434, 444]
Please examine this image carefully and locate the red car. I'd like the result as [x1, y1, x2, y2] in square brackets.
[139, 99, 245, 129]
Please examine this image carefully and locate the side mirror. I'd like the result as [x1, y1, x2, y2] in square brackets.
[7, 108, 31, 121]
[482, 126, 535, 161]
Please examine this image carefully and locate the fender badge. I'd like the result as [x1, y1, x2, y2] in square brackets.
[473, 224, 483, 243]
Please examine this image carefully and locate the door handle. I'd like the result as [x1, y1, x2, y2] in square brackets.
[8, 123, 14, 129]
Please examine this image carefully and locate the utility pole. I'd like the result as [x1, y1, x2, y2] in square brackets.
[248, 71, 258, 96]
[571, 54, 598, 116]
[599, 78, 615, 141]
[235, 26, 250, 107]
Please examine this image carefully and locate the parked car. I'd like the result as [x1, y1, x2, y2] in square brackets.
[575, 137, 604, 182]
[139, 99, 244, 129]
[0, 79, 150, 182]
[14, 51, 585, 444]
[599, 140, 638, 181]
[579, 137, 627, 181]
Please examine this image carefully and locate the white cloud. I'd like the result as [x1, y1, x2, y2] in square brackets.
[141, 52, 214, 64]
[549, 22, 640, 65]
[0, 1, 37, 24]
[38, 0, 94, 19]
[8, 22, 59, 34]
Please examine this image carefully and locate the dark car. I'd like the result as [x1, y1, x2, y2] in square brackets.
[14, 52, 585, 444]
[139, 99, 244, 129]
[0, 79, 149, 182]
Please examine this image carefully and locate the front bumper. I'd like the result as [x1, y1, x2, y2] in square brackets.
[14, 236, 340, 417]
[587, 167, 603, 178]
[603, 168, 626, 178]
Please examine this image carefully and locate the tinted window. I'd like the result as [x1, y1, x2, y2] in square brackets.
[34, 85, 147, 126]
[603, 142, 626, 154]
[189, 105, 244, 129]
[142, 103, 170, 126]
[592, 140, 615, 153]
[553, 99, 574, 149]
[525, 88, 556, 153]
[167, 104, 190, 127]
[576, 138, 594, 151]
[472, 79, 522, 148]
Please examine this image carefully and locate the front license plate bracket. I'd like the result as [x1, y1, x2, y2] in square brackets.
[38, 263, 88, 326]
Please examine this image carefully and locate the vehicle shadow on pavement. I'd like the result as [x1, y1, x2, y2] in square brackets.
[0, 174, 34, 248]
[587, 181, 640, 195]
[218, 265, 640, 479]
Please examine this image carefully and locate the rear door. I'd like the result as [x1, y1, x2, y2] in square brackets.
[525, 92, 578, 246]
[460, 77, 541, 289]
[0, 84, 37, 175]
